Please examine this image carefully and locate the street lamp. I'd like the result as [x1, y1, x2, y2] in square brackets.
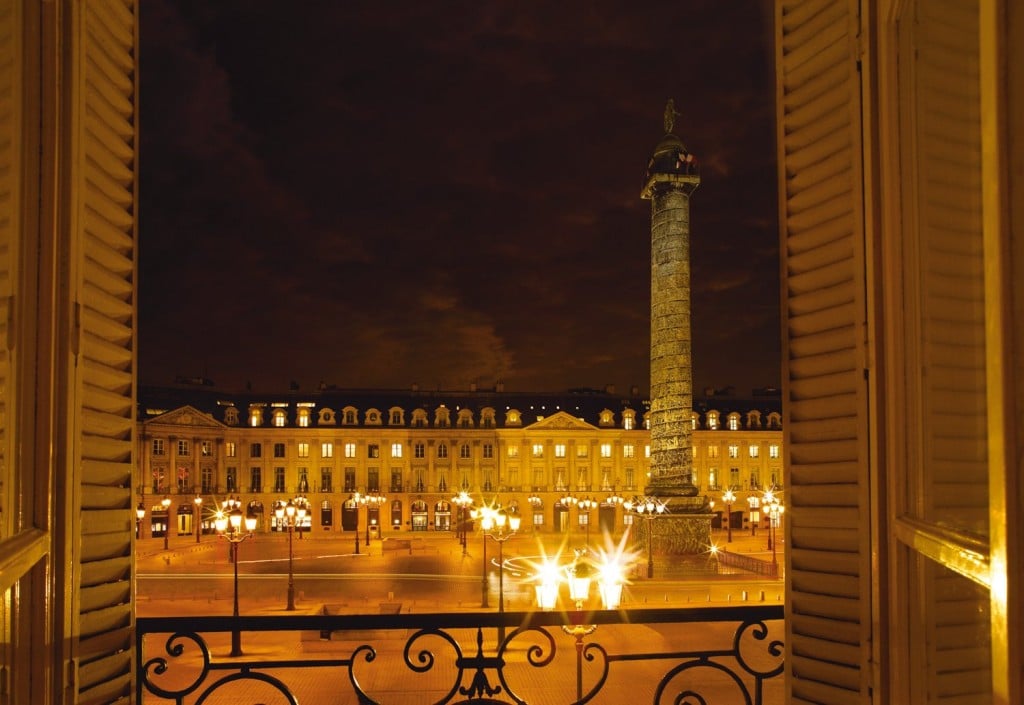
[136, 502, 145, 539]
[161, 496, 171, 550]
[560, 492, 577, 539]
[623, 496, 666, 578]
[214, 507, 257, 656]
[577, 497, 597, 547]
[479, 506, 521, 644]
[747, 494, 760, 536]
[194, 495, 203, 543]
[274, 500, 299, 610]
[354, 491, 385, 553]
[222, 496, 241, 562]
[721, 488, 736, 543]
[763, 491, 784, 567]
[534, 548, 625, 704]
[452, 491, 472, 557]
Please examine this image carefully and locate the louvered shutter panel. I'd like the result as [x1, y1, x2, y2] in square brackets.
[68, 1, 138, 702]
[776, 1, 873, 703]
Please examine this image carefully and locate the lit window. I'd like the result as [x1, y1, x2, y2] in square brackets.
[273, 409, 287, 427]
[728, 414, 739, 431]
[152, 439, 165, 456]
[749, 445, 760, 459]
[769, 444, 780, 459]
[623, 444, 635, 459]
[728, 445, 739, 459]
[391, 443, 403, 458]
[344, 442, 356, 458]
[623, 410, 636, 430]
[177, 439, 190, 456]
[297, 409, 310, 427]
[507, 445, 519, 458]
[532, 444, 544, 458]
[708, 445, 720, 459]
[644, 445, 650, 458]
[707, 412, 719, 430]
[249, 409, 262, 427]
[225, 442, 236, 458]
[600, 444, 612, 458]
[577, 444, 588, 458]
[298, 442, 309, 458]
[322, 442, 334, 458]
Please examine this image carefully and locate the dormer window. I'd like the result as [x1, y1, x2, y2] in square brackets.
[342, 407, 357, 425]
[457, 409, 474, 428]
[389, 407, 404, 425]
[505, 409, 521, 426]
[598, 409, 615, 427]
[434, 406, 451, 428]
[727, 413, 740, 431]
[297, 408, 311, 427]
[248, 406, 264, 427]
[480, 407, 496, 428]
[273, 409, 287, 427]
[623, 409, 636, 430]
[366, 409, 381, 425]
[224, 407, 239, 425]
[707, 411, 720, 430]
[318, 408, 336, 425]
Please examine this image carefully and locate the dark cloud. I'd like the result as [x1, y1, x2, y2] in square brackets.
[139, 0, 780, 396]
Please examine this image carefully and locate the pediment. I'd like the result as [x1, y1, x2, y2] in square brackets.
[146, 405, 224, 429]
[526, 411, 598, 431]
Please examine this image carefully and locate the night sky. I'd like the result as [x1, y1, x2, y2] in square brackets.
[138, 1, 780, 397]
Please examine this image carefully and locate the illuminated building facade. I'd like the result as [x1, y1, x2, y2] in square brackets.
[136, 384, 782, 540]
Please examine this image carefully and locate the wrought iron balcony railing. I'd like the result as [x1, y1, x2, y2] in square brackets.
[137, 605, 783, 704]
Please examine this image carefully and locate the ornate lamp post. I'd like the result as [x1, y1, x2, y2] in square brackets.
[534, 548, 625, 704]
[577, 497, 597, 547]
[763, 491, 784, 567]
[452, 491, 472, 556]
[721, 488, 736, 543]
[623, 496, 666, 578]
[135, 502, 145, 539]
[479, 506, 521, 644]
[194, 495, 203, 543]
[295, 498, 308, 540]
[527, 492, 542, 532]
[560, 492, 577, 539]
[747, 494, 761, 536]
[222, 495, 241, 562]
[354, 491, 385, 553]
[214, 507, 257, 656]
[274, 500, 299, 610]
[161, 496, 171, 550]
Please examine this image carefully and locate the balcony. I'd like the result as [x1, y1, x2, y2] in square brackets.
[136, 606, 783, 703]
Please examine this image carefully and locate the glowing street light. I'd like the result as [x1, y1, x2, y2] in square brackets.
[721, 488, 736, 543]
[623, 496, 666, 578]
[161, 496, 171, 550]
[274, 499, 300, 610]
[135, 502, 145, 539]
[452, 490, 473, 557]
[214, 507, 257, 656]
[472, 503, 520, 642]
[353, 491, 385, 554]
[193, 495, 203, 543]
[576, 497, 597, 547]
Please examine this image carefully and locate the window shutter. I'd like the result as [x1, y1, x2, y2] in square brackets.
[68, 0, 138, 702]
[775, 1, 873, 703]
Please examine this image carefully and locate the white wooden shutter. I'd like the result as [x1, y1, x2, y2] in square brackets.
[775, 1, 874, 703]
[67, 1, 138, 702]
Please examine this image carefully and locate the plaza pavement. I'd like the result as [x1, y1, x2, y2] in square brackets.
[136, 529, 785, 703]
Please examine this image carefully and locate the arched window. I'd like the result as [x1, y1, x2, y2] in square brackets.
[437, 443, 448, 459]
[273, 409, 287, 427]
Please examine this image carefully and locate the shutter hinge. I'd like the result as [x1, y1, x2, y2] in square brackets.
[72, 301, 81, 359]
[2, 296, 12, 352]
[65, 657, 77, 691]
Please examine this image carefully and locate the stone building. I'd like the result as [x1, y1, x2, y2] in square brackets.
[135, 384, 782, 542]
